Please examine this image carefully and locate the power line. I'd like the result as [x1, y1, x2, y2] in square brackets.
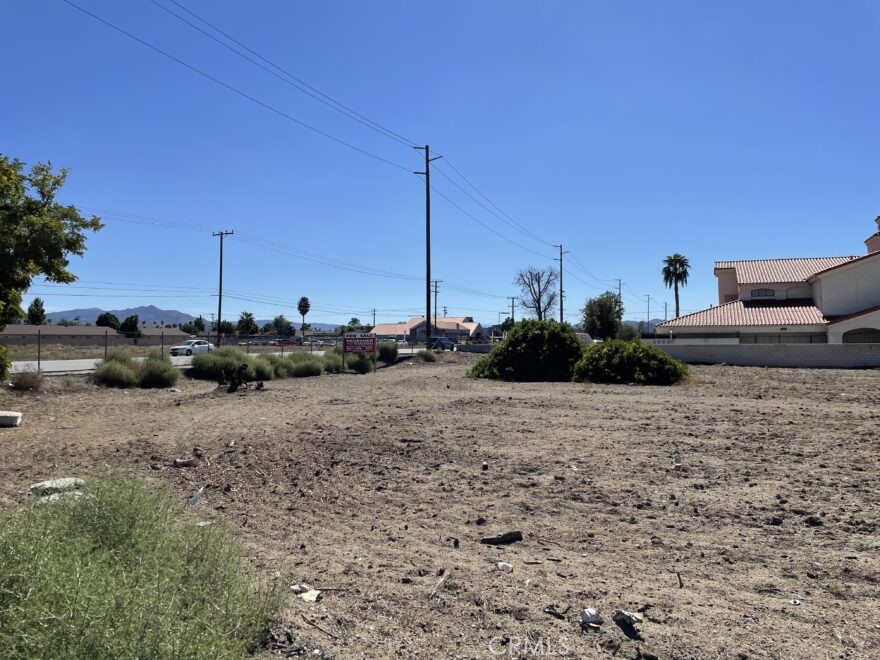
[156, 0, 417, 147]
[61, 0, 413, 173]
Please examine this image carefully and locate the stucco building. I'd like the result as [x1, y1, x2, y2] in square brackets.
[370, 317, 485, 343]
[657, 217, 880, 344]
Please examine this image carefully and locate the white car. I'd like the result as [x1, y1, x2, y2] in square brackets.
[170, 339, 214, 356]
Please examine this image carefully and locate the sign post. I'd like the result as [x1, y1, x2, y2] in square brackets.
[343, 332, 377, 373]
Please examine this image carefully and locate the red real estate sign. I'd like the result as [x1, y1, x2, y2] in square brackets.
[343, 332, 376, 354]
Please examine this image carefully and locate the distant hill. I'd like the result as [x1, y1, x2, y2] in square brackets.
[45, 305, 195, 325]
[623, 318, 667, 333]
[254, 319, 339, 332]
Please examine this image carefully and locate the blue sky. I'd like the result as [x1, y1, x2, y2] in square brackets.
[4, 1, 879, 326]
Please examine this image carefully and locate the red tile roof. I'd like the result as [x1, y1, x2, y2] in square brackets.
[657, 300, 828, 329]
[807, 250, 880, 280]
[714, 257, 857, 284]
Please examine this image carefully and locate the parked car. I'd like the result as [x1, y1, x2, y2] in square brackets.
[170, 339, 214, 356]
[430, 337, 455, 351]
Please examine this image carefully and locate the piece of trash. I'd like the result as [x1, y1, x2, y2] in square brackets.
[480, 531, 523, 545]
[612, 610, 643, 626]
[172, 458, 199, 468]
[672, 452, 682, 468]
[196, 521, 213, 527]
[482, 461, 489, 471]
[495, 561, 513, 573]
[37, 491, 90, 505]
[581, 607, 604, 629]
[790, 598, 801, 606]
[29, 477, 84, 496]
[0, 410, 23, 427]
[167, 387, 181, 393]
[543, 604, 570, 621]
[190, 486, 205, 507]
[300, 589, 322, 603]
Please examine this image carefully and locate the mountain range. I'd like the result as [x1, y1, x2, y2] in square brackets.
[45, 305, 195, 325]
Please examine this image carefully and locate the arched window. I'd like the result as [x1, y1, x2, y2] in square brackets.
[751, 288, 775, 299]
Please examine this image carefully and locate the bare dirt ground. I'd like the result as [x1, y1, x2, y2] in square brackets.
[1, 356, 878, 659]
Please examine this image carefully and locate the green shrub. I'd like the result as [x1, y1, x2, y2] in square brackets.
[377, 341, 398, 363]
[94, 360, 140, 388]
[416, 349, 437, 362]
[322, 353, 343, 373]
[138, 352, 179, 388]
[252, 357, 274, 381]
[0, 477, 280, 658]
[346, 354, 373, 374]
[289, 358, 324, 377]
[573, 339, 689, 385]
[103, 348, 136, 367]
[467, 319, 583, 381]
[190, 348, 256, 381]
[0, 346, 10, 381]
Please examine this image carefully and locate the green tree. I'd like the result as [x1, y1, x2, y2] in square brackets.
[237, 311, 257, 337]
[500, 317, 514, 332]
[96, 312, 121, 331]
[297, 297, 311, 338]
[582, 291, 624, 340]
[662, 253, 691, 318]
[272, 314, 292, 337]
[119, 315, 141, 337]
[0, 155, 102, 330]
[339, 317, 364, 334]
[193, 316, 205, 332]
[26, 298, 46, 325]
[217, 320, 234, 337]
[261, 322, 273, 334]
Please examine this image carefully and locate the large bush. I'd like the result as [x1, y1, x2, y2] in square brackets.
[0, 477, 280, 658]
[138, 352, 179, 388]
[94, 360, 140, 388]
[289, 357, 324, 377]
[377, 341, 398, 363]
[573, 339, 689, 385]
[346, 354, 373, 374]
[322, 353, 343, 373]
[416, 349, 437, 362]
[468, 319, 583, 381]
[190, 347, 256, 381]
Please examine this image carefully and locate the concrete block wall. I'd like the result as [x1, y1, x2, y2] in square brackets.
[657, 344, 880, 368]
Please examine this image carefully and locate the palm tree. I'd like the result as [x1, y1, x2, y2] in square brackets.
[662, 253, 690, 318]
[237, 311, 257, 337]
[297, 296, 311, 339]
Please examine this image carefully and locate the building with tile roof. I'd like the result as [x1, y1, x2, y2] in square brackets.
[657, 217, 880, 344]
[370, 316, 485, 342]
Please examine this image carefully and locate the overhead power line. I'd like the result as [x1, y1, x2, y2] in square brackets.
[61, 0, 413, 173]
[150, 0, 417, 147]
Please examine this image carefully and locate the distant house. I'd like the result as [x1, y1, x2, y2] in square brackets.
[370, 317, 485, 342]
[657, 217, 880, 344]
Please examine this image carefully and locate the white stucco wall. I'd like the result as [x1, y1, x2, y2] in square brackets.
[827, 308, 880, 344]
[813, 255, 880, 316]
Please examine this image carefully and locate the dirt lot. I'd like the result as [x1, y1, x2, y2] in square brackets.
[1, 356, 878, 659]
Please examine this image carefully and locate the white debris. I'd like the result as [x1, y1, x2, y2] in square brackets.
[196, 521, 213, 527]
[495, 561, 513, 573]
[0, 411, 23, 427]
[300, 589, 322, 603]
[581, 607, 604, 628]
[37, 491, 89, 506]
[612, 609, 644, 626]
[29, 477, 84, 496]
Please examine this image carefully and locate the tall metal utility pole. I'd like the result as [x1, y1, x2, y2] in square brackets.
[414, 145, 442, 346]
[554, 243, 569, 323]
[664, 301, 668, 321]
[615, 279, 623, 322]
[442, 305, 447, 317]
[213, 230, 233, 346]
[507, 296, 517, 323]
[431, 280, 442, 333]
[372, 308, 376, 328]
[645, 294, 651, 333]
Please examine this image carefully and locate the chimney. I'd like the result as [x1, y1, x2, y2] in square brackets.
[865, 216, 880, 254]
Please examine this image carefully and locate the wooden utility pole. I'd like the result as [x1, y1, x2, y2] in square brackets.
[507, 296, 516, 323]
[432, 280, 442, 334]
[414, 145, 442, 347]
[554, 243, 569, 323]
[213, 230, 233, 346]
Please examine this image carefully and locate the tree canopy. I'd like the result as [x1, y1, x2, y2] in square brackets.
[0, 155, 102, 330]
[662, 253, 691, 318]
[237, 311, 258, 337]
[96, 312, 121, 331]
[26, 298, 46, 325]
[581, 291, 624, 340]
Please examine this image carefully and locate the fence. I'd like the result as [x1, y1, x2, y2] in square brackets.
[655, 343, 880, 369]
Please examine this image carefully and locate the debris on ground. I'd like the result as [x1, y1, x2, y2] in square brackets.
[480, 530, 523, 545]
[544, 604, 570, 620]
[29, 477, 84, 496]
[0, 410, 23, 427]
[495, 561, 513, 572]
[172, 457, 199, 468]
[581, 607, 604, 629]
[291, 583, 323, 602]
[612, 610, 644, 626]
